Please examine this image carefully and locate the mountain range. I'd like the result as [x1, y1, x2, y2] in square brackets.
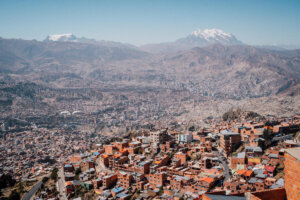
[0, 28, 300, 120]
[43, 29, 243, 54]
[140, 29, 243, 53]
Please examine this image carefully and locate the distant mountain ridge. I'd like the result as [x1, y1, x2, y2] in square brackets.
[44, 33, 139, 50]
[0, 30, 299, 99]
[0, 37, 148, 73]
[44, 33, 78, 42]
[0, 33, 300, 121]
[140, 28, 243, 54]
[43, 29, 243, 54]
[179, 28, 242, 46]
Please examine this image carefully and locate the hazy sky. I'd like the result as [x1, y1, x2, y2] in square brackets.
[0, 0, 299, 46]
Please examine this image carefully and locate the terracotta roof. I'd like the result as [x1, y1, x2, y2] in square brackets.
[244, 170, 254, 177]
[94, 189, 102, 194]
[237, 169, 253, 176]
[114, 154, 121, 158]
[199, 177, 214, 184]
[265, 166, 275, 173]
[237, 169, 247, 175]
[101, 154, 108, 158]
[66, 181, 73, 186]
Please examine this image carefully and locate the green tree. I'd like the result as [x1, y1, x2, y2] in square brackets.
[188, 126, 195, 131]
[222, 108, 238, 121]
[17, 182, 24, 194]
[158, 186, 163, 195]
[0, 174, 16, 188]
[75, 167, 82, 175]
[263, 129, 272, 141]
[42, 176, 49, 183]
[50, 168, 58, 181]
[75, 167, 82, 180]
[8, 190, 20, 200]
[246, 111, 260, 119]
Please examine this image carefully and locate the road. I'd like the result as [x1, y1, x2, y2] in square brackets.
[57, 168, 67, 200]
[214, 150, 231, 181]
[22, 180, 43, 200]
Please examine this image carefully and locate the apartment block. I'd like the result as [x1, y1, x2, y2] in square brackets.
[220, 130, 241, 156]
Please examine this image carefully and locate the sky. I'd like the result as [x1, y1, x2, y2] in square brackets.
[0, 0, 300, 46]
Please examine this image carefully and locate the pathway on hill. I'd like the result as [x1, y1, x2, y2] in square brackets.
[214, 150, 231, 181]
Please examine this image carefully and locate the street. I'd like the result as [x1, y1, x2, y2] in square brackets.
[22, 174, 50, 200]
[57, 167, 67, 200]
[22, 180, 43, 200]
[214, 150, 231, 181]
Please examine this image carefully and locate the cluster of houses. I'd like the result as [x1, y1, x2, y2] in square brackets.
[0, 126, 112, 182]
[50, 115, 300, 199]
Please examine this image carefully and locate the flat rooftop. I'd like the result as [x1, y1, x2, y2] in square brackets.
[285, 147, 300, 160]
[206, 194, 246, 200]
[220, 130, 239, 136]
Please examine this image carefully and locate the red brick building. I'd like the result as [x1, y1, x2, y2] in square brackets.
[117, 171, 133, 189]
[100, 154, 109, 167]
[174, 152, 187, 165]
[284, 148, 300, 200]
[220, 130, 241, 156]
[105, 145, 116, 155]
[103, 174, 118, 189]
[196, 177, 215, 191]
[114, 141, 129, 151]
[149, 172, 167, 188]
[247, 188, 287, 200]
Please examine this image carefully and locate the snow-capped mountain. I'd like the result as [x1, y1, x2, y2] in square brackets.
[192, 28, 232, 39]
[43, 33, 140, 50]
[181, 28, 242, 45]
[140, 28, 243, 54]
[44, 33, 78, 42]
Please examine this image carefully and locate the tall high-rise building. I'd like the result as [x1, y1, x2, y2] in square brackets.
[220, 130, 241, 157]
[150, 129, 167, 145]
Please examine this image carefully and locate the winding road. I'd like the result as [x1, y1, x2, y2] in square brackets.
[22, 180, 43, 200]
[214, 150, 231, 181]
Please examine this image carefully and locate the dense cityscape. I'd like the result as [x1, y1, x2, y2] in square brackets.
[1, 111, 300, 200]
[1, 1, 300, 200]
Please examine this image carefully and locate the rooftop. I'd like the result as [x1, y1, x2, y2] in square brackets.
[220, 130, 240, 136]
[112, 187, 124, 193]
[237, 152, 245, 158]
[205, 194, 246, 200]
[285, 147, 300, 160]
